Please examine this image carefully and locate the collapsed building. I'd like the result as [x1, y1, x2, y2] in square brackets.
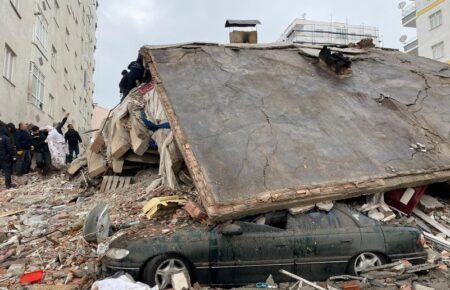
[71, 40, 450, 222]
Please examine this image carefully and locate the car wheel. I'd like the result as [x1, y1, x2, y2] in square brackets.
[349, 252, 385, 275]
[142, 254, 193, 289]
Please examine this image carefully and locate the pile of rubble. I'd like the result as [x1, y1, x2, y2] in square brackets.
[0, 168, 199, 289]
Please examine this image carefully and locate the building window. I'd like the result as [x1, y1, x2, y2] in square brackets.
[429, 10, 442, 30]
[51, 45, 57, 70]
[432, 42, 444, 59]
[48, 94, 55, 117]
[3, 45, 16, 82]
[30, 63, 45, 109]
[34, 11, 48, 51]
[83, 70, 88, 89]
[336, 27, 348, 40]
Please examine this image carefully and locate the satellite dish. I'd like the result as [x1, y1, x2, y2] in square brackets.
[301, 13, 307, 19]
[398, 1, 407, 9]
[399, 35, 408, 43]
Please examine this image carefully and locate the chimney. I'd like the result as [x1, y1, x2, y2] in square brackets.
[225, 20, 261, 44]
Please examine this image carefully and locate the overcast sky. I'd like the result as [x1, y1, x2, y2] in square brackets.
[93, 0, 414, 109]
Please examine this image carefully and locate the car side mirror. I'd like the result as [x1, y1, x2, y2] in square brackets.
[220, 224, 243, 236]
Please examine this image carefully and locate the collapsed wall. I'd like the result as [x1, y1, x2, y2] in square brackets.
[138, 42, 450, 221]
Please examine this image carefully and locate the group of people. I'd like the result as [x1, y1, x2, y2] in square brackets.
[119, 55, 152, 102]
[0, 113, 83, 189]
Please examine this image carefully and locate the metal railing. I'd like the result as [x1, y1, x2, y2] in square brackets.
[402, 3, 416, 17]
[404, 38, 418, 52]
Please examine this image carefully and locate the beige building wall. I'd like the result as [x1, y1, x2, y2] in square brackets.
[91, 104, 108, 138]
[401, 0, 450, 64]
[0, 0, 97, 136]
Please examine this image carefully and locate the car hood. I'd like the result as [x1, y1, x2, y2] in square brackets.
[106, 224, 210, 264]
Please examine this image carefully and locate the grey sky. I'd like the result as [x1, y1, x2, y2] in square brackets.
[94, 0, 413, 109]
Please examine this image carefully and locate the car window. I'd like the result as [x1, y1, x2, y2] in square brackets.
[287, 209, 357, 231]
[235, 221, 284, 233]
[349, 211, 379, 227]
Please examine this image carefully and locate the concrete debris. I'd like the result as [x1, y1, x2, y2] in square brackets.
[289, 204, 315, 215]
[184, 201, 207, 222]
[316, 201, 334, 212]
[419, 195, 444, 213]
[170, 271, 191, 290]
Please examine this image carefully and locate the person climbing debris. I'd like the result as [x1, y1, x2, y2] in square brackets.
[119, 70, 129, 102]
[31, 126, 51, 176]
[65, 124, 82, 163]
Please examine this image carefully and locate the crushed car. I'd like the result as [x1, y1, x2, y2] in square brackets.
[102, 204, 426, 288]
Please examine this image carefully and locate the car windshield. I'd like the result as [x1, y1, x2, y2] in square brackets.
[286, 208, 358, 231]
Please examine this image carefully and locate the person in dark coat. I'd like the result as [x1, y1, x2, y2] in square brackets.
[31, 126, 51, 176]
[119, 70, 129, 101]
[125, 55, 145, 95]
[0, 126, 16, 188]
[55, 112, 69, 135]
[5, 123, 17, 173]
[64, 124, 82, 163]
[14, 123, 32, 176]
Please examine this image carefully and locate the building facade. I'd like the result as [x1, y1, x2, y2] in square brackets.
[0, 0, 97, 135]
[91, 103, 108, 139]
[280, 19, 380, 46]
[401, 0, 450, 64]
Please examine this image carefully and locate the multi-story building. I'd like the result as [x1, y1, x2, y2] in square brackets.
[280, 19, 380, 46]
[0, 0, 97, 137]
[401, 0, 450, 63]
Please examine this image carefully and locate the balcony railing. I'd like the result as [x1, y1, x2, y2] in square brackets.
[404, 38, 418, 52]
[402, 3, 416, 17]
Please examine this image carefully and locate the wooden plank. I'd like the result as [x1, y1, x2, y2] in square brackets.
[124, 177, 131, 188]
[105, 176, 114, 192]
[99, 176, 109, 193]
[117, 177, 126, 189]
[110, 176, 120, 191]
[413, 208, 450, 237]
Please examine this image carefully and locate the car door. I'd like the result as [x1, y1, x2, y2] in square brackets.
[288, 208, 361, 281]
[216, 221, 295, 286]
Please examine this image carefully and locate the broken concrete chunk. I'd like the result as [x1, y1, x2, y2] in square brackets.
[368, 209, 385, 221]
[289, 204, 315, 215]
[184, 201, 207, 221]
[413, 283, 435, 290]
[7, 263, 25, 277]
[419, 195, 444, 213]
[171, 271, 191, 290]
[316, 201, 334, 212]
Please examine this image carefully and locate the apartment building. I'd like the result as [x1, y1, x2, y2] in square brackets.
[401, 0, 450, 63]
[0, 0, 97, 136]
[280, 19, 380, 46]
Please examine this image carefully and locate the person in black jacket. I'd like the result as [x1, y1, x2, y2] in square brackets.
[125, 55, 145, 95]
[55, 112, 70, 135]
[0, 126, 16, 188]
[31, 126, 51, 176]
[64, 124, 82, 163]
[14, 123, 32, 176]
[119, 70, 129, 101]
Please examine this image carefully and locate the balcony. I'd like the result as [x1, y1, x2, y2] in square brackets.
[402, 3, 417, 28]
[404, 38, 418, 55]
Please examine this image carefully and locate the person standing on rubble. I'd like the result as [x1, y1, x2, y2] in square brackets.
[119, 69, 129, 102]
[14, 123, 33, 176]
[125, 55, 145, 96]
[31, 126, 51, 176]
[0, 126, 16, 189]
[5, 123, 17, 174]
[64, 124, 82, 163]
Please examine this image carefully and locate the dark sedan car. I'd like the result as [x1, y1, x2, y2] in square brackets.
[102, 204, 426, 288]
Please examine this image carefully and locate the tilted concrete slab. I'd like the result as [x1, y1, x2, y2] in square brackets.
[140, 43, 450, 221]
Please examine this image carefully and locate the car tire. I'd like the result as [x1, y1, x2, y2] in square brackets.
[142, 254, 194, 289]
[348, 252, 386, 276]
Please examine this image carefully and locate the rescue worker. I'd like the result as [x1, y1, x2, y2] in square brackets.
[14, 123, 32, 175]
[125, 55, 145, 95]
[64, 124, 82, 163]
[31, 126, 51, 176]
[119, 69, 129, 101]
[0, 126, 16, 189]
[5, 123, 17, 173]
